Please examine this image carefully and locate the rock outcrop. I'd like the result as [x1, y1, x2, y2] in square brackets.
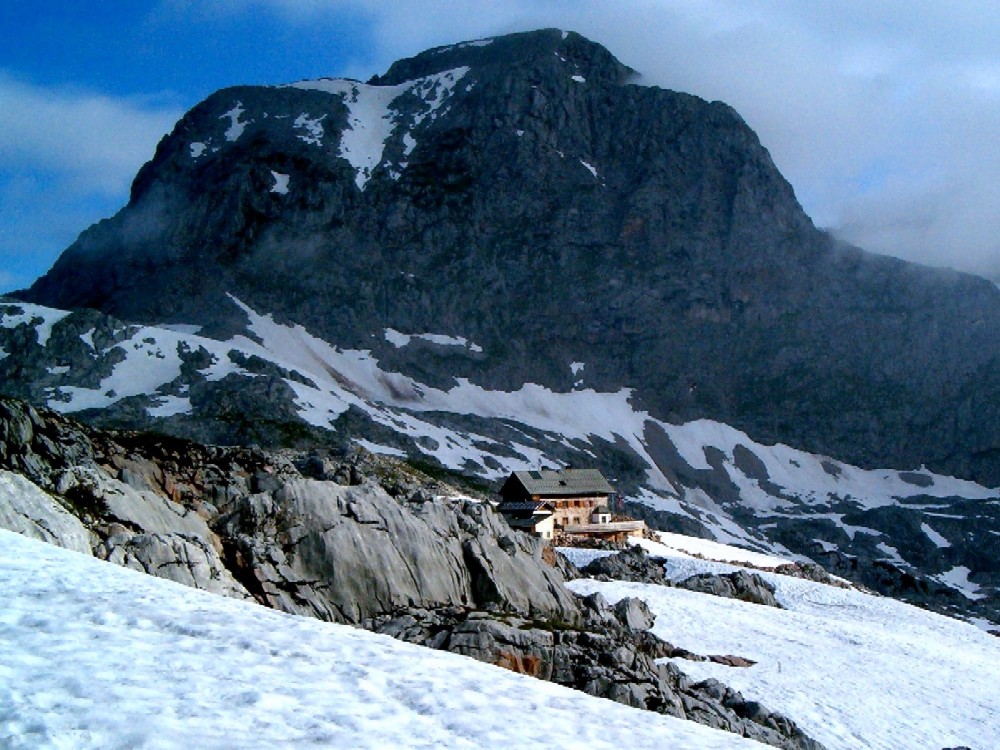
[0, 395, 577, 623]
[0, 470, 94, 555]
[217, 477, 580, 623]
[97, 530, 250, 599]
[676, 570, 782, 608]
[366, 592, 824, 750]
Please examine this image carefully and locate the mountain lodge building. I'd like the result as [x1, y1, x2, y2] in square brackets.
[497, 468, 644, 541]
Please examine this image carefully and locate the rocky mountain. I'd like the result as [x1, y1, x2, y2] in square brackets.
[16, 28, 1000, 484]
[1, 29, 998, 625]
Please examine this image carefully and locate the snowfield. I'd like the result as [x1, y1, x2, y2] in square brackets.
[0, 530, 764, 750]
[568, 540, 1000, 750]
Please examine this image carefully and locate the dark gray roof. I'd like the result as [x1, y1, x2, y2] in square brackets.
[498, 500, 552, 514]
[510, 469, 613, 497]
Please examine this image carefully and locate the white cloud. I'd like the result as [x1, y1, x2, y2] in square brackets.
[0, 73, 182, 291]
[230, 0, 1000, 279]
[10, 2, 1000, 283]
[0, 73, 181, 195]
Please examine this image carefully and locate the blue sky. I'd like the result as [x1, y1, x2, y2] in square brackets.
[0, 1, 378, 292]
[4, 1, 1000, 292]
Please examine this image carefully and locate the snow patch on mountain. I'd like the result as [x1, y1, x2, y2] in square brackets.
[220, 102, 248, 142]
[296, 79, 399, 189]
[921, 521, 951, 548]
[353, 438, 406, 457]
[289, 67, 469, 190]
[159, 323, 202, 335]
[661, 419, 997, 509]
[0, 302, 69, 347]
[269, 171, 289, 194]
[293, 113, 325, 146]
[935, 566, 985, 600]
[384, 328, 483, 352]
[436, 38, 494, 53]
[646, 530, 794, 568]
[146, 395, 193, 418]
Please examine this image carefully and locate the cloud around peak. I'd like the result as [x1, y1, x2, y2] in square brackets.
[316, 0, 1000, 280]
[0, 73, 180, 292]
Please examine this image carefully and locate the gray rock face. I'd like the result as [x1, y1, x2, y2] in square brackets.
[676, 570, 782, 608]
[98, 531, 251, 599]
[0, 470, 94, 555]
[218, 478, 580, 623]
[11, 29, 1000, 490]
[56, 465, 214, 538]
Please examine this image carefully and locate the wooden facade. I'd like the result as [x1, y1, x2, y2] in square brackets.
[497, 469, 616, 532]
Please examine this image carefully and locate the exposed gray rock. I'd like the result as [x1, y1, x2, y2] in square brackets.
[0, 469, 94, 554]
[676, 570, 782, 608]
[614, 595, 656, 631]
[366, 599, 825, 750]
[581, 545, 669, 585]
[219, 478, 580, 624]
[98, 531, 251, 599]
[56, 465, 214, 538]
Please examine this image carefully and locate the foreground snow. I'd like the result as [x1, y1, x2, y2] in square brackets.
[568, 542, 1000, 750]
[0, 530, 764, 750]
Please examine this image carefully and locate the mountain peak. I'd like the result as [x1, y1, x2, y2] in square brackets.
[12, 24, 1000, 500]
[371, 28, 634, 88]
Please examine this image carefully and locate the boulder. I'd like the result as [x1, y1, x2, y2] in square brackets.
[614, 596, 656, 631]
[676, 569, 782, 608]
[581, 545, 669, 585]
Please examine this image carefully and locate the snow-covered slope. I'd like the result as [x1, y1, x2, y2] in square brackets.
[0, 530, 763, 750]
[568, 536, 1000, 750]
[1, 296, 998, 624]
